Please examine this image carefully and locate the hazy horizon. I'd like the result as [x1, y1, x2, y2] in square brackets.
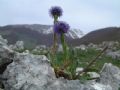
[0, 0, 120, 34]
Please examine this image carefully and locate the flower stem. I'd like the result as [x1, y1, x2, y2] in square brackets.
[53, 15, 58, 54]
[60, 33, 67, 61]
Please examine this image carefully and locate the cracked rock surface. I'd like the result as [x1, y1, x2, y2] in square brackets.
[2, 53, 95, 90]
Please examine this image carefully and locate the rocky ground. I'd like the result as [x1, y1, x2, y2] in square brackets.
[0, 35, 120, 90]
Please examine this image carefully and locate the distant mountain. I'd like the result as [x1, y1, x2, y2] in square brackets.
[72, 27, 120, 46]
[0, 24, 84, 48]
[20, 24, 84, 38]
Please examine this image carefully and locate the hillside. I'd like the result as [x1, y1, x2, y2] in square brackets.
[0, 24, 83, 48]
[0, 25, 120, 48]
[72, 27, 120, 46]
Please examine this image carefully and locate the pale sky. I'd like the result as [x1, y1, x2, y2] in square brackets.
[0, 0, 120, 33]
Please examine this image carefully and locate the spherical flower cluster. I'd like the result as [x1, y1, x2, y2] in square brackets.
[49, 6, 63, 18]
[54, 21, 70, 34]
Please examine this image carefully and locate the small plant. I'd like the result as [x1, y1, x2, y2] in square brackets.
[49, 6, 108, 80]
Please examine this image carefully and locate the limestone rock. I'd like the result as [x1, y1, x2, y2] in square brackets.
[3, 53, 55, 90]
[99, 63, 120, 90]
[75, 45, 87, 51]
[2, 53, 95, 90]
[90, 82, 112, 90]
[9, 41, 24, 51]
[0, 43, 14, 74]
[76, 67, 84, 75]
[0, 35, 8, 46]
[87, 72, 100, 79]
[0, 35, 14, 89]
[106, 50, 120, 60]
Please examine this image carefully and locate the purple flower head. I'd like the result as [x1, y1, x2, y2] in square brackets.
[54, 21, 70, 34]
[49, 6, 63, 18]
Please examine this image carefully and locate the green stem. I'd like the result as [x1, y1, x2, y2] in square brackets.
[54, 15, 58, 24]
[51, 15, 58, 66]
[53, 15, 58, 54]
[61, 33, 67, 60]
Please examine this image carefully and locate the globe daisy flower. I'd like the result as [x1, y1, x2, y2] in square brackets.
[49, 6, 63, 18]
[54, 21, 70, 34]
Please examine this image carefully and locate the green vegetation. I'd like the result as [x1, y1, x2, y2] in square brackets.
[48, 47, 120, 80]
[74, 48, 120, 70]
